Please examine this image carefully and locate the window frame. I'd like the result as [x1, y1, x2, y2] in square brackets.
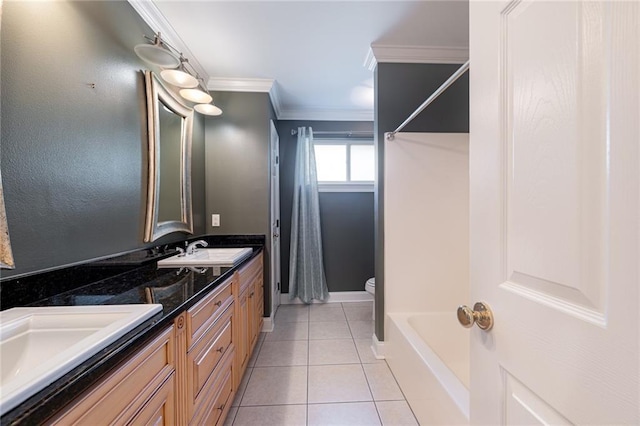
[313, 138, 375, 193]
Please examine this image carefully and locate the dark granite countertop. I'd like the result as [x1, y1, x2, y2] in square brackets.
[0, 235, 264, 426]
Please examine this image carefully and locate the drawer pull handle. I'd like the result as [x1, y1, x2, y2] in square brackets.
[249, 292, 254, 297]
[214, 301, 222, 307]
[216, 346, 224, 353]
[218, 403, 226, 411]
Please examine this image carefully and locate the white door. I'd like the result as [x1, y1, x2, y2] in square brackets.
[469, 1, 639, 424]
[269, 120, 281, 315]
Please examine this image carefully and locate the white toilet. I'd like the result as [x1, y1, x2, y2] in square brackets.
[365, 277, 375, 320]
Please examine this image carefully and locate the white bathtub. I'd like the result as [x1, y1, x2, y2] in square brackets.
[386, 312, 469, 425]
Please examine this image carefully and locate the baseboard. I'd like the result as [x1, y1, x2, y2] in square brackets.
[280, 291, 374, 304]
[261, 311, 275, 332]
[371, 333, 386, 359]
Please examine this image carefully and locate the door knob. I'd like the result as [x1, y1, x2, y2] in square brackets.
[273, 232, 279, 238]
[457, 302, 494, 331]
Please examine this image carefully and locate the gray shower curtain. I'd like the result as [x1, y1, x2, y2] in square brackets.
[289, 127, 329, 303]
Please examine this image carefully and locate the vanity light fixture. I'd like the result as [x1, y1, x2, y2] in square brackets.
[179, 87, 213, 104]
[134, 33, 180, 68]
[194, 103, 223, 116]
[160, 57, 198, 89]
[136, 32, 222, 116]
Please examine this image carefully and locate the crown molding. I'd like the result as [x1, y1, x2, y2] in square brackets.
[207, 77, 275, 93]
[363, 47, 378, 72]
[207, 77, 283, 118]
[278, 108, 373, 122]
[269, 84, 283, 119]
[127, 0, 209, 82]
[365, 44, 469, 69]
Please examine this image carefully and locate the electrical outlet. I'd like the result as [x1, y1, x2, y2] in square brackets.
[212, 214, 220, 227]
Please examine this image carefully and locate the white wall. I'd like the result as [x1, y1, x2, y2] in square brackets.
[384, 133, 469, 314]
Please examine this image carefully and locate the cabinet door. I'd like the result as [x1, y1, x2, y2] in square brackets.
[238, 289, 249, 373]
[248, 284, 257, 351]
[249, 276, 263, 351]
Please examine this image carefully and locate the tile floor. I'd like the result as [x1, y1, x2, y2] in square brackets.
[225, 302, 419, 426]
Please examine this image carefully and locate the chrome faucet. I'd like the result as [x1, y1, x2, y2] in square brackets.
[186, 240, 208, 255]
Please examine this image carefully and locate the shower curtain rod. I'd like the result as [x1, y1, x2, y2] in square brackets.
[290, 129, 373, 138]
[386, 60, 470, 141]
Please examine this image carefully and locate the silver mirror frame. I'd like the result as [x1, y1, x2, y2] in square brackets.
[143, 70, 194, 242]
[0, 0, 13, 269]
[0, 177, 15, 269]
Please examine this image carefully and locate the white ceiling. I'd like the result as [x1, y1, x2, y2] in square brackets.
[140, 1, 469, 121]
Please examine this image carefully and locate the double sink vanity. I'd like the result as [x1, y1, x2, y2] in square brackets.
[0, 236, 265, 425]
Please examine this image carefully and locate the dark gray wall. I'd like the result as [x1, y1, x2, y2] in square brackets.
[0, 1, 206, 279]
[276, 120, 375, 294]
[375, 63, 469, 339]
[204, 91, 273, 314]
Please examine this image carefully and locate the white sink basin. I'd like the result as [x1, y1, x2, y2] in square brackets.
[0, 304, 162, 415]
[157, 247, 253, 268]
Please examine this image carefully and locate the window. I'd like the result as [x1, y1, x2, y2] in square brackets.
[313, 139, 375, 192]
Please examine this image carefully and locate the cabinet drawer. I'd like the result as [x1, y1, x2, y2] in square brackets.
[190, 348, 234, 426]
[50, 326, 175, 425]
[188, 305, 234, 406]
[187, 276, 233, 349]
[128, 373, 175, 426]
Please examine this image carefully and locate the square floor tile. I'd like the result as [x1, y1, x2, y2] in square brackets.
[309, 339, 360, 365]
[308, 402, 381, 426]
[375, 401, 419, 426]
[265, 321, 309, 341]
[343, 305, 374, 322]
[363, 363, 404, 401]
[348, 320, 374, 339]
[308, 364, 372, 403]
[342, 302, 374, 309]
[309, 304, 346, 322]
[254, 340, 308, 367]
[309, 320, 352, 340]
[233, 405, 307, 426]
[247, 339, 265, 367]
[275, 305, 309, 323]
[241, 366, 307, 406]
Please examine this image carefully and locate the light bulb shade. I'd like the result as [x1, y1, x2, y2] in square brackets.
[195, 103, 223, 116]
[160, 69, 198, 88]
[179, 88, 213, 104]
[134, 44, 180, 68]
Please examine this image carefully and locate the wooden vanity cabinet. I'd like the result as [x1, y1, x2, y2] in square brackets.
[48, 253, 263, 426]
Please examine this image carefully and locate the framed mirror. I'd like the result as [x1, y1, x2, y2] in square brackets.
[143, 70, 194, 242]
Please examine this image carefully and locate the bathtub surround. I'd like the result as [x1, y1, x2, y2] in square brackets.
[288, 127, 328, 304]
[374, 63, 470, 340]
[383, 132, 469, 424]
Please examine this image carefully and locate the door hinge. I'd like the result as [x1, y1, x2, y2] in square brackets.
[276, 156, 279, 165]
[277, 282, 281, 291]
[276, 219, 279, 227]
